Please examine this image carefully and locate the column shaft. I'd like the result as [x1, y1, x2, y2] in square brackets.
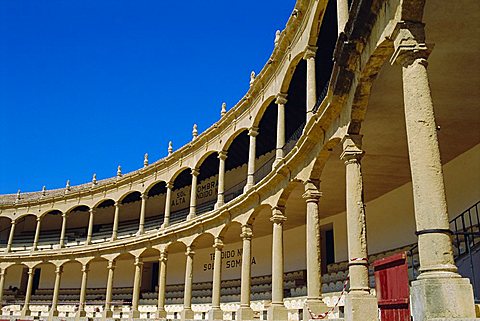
[237, 225, 254, 321]
[337, 0, 349, 34]
[111, 203, 120, 241]
[0, 269, 5, 311]
[32, 217, 41, 251]
[274, 94, 287, 167]
[21, 267, 34, 316]
[138, 194, 147, 234]
[59, 214, 67, 248]
[183, 247, 195, 310]
[157, 251, 168, 317]
[50, 266, 63, 316]
[6, 220, 16, 253]
[162, 183, 173, 228]
[131, 257, 143, 317]
[104, 261, 115, 317]
[86, 209, 94, 245]
[245, 128, 258, 191]
[188, 169, 199, 220]
[78, 264, 89, 316]
[305, 47, 317, 122]
[211, 238, 223, 308]
[270, 209, 286, 305]
[215, 152, 227, 209]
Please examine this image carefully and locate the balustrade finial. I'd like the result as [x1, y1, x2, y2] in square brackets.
[168, 141, 173, 156]
[192, 124, 198, 140]
[144, 153, 149, 167]
[274, 30, 281, 46]
[221, 102, 227, 117]
[65, 180, 71, 192]
[92, 173, 97, 186]
[250, 71, 256, 87]
[42, 186, 46, 196]
[16, 189, 21, 202]
[117, 166, 122, 178]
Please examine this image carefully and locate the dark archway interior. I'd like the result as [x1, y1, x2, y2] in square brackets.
[173, 169, 191, 190]
[121, 191, 141, 204]
[148, 182, 167, 197]
[225, 131, 249, 172]
[198, 153, 219, 182]
[256, 101, 277, 158]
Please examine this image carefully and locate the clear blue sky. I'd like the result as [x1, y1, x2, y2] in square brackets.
[0, 0, 295, 194]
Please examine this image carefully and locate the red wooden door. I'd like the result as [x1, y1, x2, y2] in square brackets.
[373, 252, 411, 321]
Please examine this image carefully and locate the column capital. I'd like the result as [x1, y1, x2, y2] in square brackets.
[134, 257, 143, 267]
[27, 267, 35, 275]
[55, 266, 63, 274]
[89, 208, 95, 215]
[141, 193, 148, 201]
[218, 151, 228, 160]
[303, 181, 322, 202]
[186, 246, 195, 257]
[114, 201, 122, 208]
[36, 216, 41, 222]
[275, 93, 288, 105]
[390, 22, 432, 67]
[81, 264, 90, 273]
[340, 135, 364, 163]
[248, 127, 259, 137]
[271, 207, 287, 224]
[159, 250, 168, 262]
[240, 224, 253, 240]
[0, 269, 5, 277]
[166, 181, 174, 189]
[191, 168, 200, 177]
[107, 261, 116, 270]
[213, 237, 224, 250]
[11, 219, 16, 226]
[303, 45, 317, 60]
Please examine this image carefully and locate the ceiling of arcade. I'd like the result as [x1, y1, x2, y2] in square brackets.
[317, 0, 480, 217]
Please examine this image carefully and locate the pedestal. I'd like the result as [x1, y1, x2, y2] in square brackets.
[304, 299, 329, 317]
[181, 308, 194, 321]
[236, 306, 254, 321]
[344, 292, 378, 321]
[411, 277, 477, 321]
[208, 308, 224, 321]
[129, 309, 140, 319]
[267, 304, 288, 321]
[157, 308, 167, 319]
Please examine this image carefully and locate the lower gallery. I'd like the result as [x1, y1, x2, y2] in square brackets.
[0, 0, 479, 320]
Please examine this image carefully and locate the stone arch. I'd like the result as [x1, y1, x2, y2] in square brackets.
[194, 150, 219, 171]
[144, 180, 168, 196]
[246, 203, 272, 226]
[309, 138, 341, 182]
[39, 208, 63, 219]
[168, 166, 192, 185]
[276, 179, 305, 209]
[251, 95, 276, 128]
[280, 51, 306, 94]
[189, 232, 215, 249]
[220, 127, 249, 152]
[10, 213, 37, 251]
[93, 198, 115, 209]
[118, 190, 142, 204]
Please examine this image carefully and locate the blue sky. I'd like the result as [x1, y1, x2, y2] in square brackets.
[0, 1, 295, 194]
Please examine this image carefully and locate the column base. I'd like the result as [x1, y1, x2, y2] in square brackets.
[214, 201, 224, 210]
[304, 299, 329, 317]
[129, 309, 140, 319]
[344, 292, 379, 321]
[186, 214, 195, 221]
[181, 308, 194, 321]
[236, 306, 254, 321]
[208, 307, 224, 321]
[103, 309, 113, 318]
[20, 307, 31, 317]
[160, 222, 169, 229]
[411, 277, 477, 321]
[157, 308, 167, 319]
[75, 310, 87, 320]
[267, 304, 288, 321]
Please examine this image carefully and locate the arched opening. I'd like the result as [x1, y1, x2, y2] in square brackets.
[218, 222, 243, 303]
[11, 214, 37, 251]
[145, 181, 168, 231]
[255, 101, 278, 181]
[65, 205, 90, 247]
[165, 241, 187, 306]
[3, 263, 30, 306]
[196, 153, 220, 215]
[191, 233, 215, 304]
[0, 217, 10, 249]
[170, 169, 192, 224]
[118, 191, 142, 238]
[223, 130, 249, 202]
[38, 210, 63, 250]
[111, 253, 136, 312]
[92, 199, 116, 243]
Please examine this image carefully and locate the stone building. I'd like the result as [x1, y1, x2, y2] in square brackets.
[0, 0, 479, 320]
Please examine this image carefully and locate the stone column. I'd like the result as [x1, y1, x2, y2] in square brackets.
[304, 46, 317, 122]
[130, 257, 143, 318]
[209, 237, 224, 321]
[6, 220, 16, 253]
[215, 151, 227, 209]
[340, 135, 378, 321]
[49, 265, 63, 318]
[59, 213, 67, 248]
[267, 207, 287, 321]
[162, 182, 173, 228]
[273, 93, 288, 168]
[157, 250, 168, 319]
[86, 208, 95, 245]
[237, 224, 253, 321]
[187, 169, 199, 220]
[244, 127, 259, 191]
[337, 0, 349, 34]
[111, 202, 121, 241]
[32, 216, 41, 251]
[104, 260, 116, 318]
[21, 267, 34, 316]
[0, 268, 6, 312]
[76, 263, 89, 318]
[181, 246, 195, 321]
[138, 193, 147, 235]
[302, 181, 328, 314]
[391, 23, 476, 320]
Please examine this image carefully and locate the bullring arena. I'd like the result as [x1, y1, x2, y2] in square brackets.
[0, 0, 479, 320]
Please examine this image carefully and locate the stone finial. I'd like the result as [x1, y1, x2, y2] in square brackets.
[16, 189, 21, 202]
[65, 180, 71, 191]
[92, 173, 97, 186]
[144, 153, 149, 167]
[168, 141, 173, 156]
[42, 186, 46, 196]
[192, 124, 198, 140]
[221, 102, 227, 117]
[250, 71, 256, 87]
[117, 166, 122, 177]
[292, 8, 299, 17]
[274, 30, 281, 46]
